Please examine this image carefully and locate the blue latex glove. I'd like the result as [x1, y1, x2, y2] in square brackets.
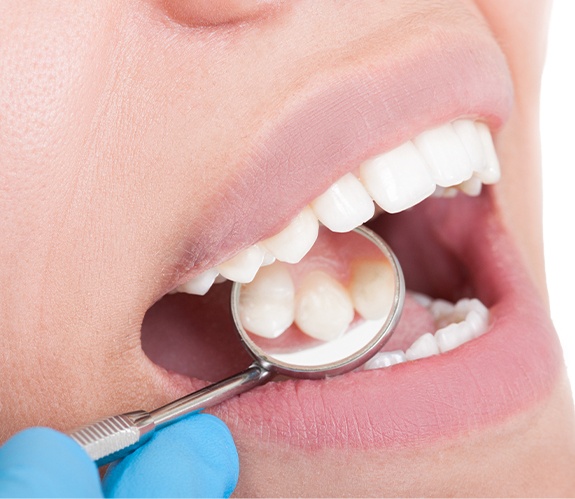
[0, 414, 239, 498]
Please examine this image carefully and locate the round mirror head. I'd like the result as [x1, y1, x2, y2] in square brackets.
[231, 225, 405, 379]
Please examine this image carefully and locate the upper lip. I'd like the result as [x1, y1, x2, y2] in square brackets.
[167, 29, 513, 293]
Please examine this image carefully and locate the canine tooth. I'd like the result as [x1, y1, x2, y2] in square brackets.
[294, 270, 354, 341]
[349, 260, 394, 320]
[311, 173, 375, 232]
[363, 350, 406, 370]
[435, 322, 474, 353]
[176, 268, 219, 296]
[239, 263, 295, 339]
[217, 245, 265, 283]
[405, 333, 440, 360]
[359, 141, 435, 213]
[459, 175, 482, 196]
[262, 207, 319, 264]
[474, 122, 500, 184]
[452, 119, 486, 172]
[414, 123, 474, 187]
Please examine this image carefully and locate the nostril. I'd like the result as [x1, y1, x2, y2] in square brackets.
[155, 0, 283, 27]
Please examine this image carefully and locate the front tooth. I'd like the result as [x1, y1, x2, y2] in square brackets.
[363, 350, 406, 370]
[435, 322, 474, 353]
[405, 333, 440, 361]
[359, 141, 435, 213]
[176, 268, 219, 296]
[349, 260, 394, 320]
[294, 270, 354, 341]
[310, 173, 375, 232]
[413, 123, 473, 187]
[239, 262, 295, 339]
[474, 122, 500, 184]
[452, 119, 486, 173]
[262, 206, 319, 264]
[217, 244, 265, 283]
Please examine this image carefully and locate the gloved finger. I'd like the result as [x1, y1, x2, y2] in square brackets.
[0, 427, 103, 498]
[102, 413, 239, 498]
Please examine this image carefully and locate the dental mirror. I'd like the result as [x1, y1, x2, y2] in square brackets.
[69, 225, 405, 466]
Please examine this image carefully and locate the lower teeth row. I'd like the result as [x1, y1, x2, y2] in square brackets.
[362, 294, 490, 370]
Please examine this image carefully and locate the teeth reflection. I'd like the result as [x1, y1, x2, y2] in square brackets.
[349, 260, 394, 320]
[239, 262, 295, 339]
[294, 270, 354, 342]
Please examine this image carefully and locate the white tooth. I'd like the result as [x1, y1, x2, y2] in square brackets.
[294, 270, 354, 341]
[363, 350, 406, 370]
[239, 263, 295, 339]
[176, 268, 219, 296]
[432, 185, 458, 198]
[413, 123, 474, 187]
[465, 309, 488, 338]
[360, 141, 435, 213]
[435, 321, 474, 353]
[262, 207, 319, 264]
[429, 299, 455, 322]
[411, 291, 433, 307]
[349, 260, 394, 320]
[452, 119, 486, 173]
[311, 173, 375, 232]
[261, 250, 276, 266]
[458, 175, 482, 196]
[405, 332, 440, 360]
[217, 245, 265, 283]
[474, 122, 501, 184]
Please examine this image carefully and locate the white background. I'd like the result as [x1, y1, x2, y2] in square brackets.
[541, 0, 575, 400]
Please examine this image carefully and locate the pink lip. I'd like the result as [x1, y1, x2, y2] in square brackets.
[158, 29, 552, 449]
[175, 31, 513, 282]
[210, 194, 563, 448]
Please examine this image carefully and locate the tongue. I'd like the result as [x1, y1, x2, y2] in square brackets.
[141, 230, 436, 382]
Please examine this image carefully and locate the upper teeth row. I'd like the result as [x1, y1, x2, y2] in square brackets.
[174, 119, 499, 295]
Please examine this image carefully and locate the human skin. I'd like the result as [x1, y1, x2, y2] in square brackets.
[1, 0, 575, 496]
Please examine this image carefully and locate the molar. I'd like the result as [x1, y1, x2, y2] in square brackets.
[239, 262, 295, 339]
[294, 270, 354, 341]
[349, 259, 395, 320]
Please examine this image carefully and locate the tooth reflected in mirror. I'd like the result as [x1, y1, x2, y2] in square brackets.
[235, 226, 402, 369]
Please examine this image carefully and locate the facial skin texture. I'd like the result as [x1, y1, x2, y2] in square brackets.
[1, 0, 574, 496]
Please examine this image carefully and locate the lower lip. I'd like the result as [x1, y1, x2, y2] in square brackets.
[209, 195, 563, 449]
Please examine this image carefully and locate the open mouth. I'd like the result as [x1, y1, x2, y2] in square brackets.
[140, 115, 562, 449]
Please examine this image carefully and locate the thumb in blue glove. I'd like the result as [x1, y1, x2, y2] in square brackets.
[103, 413, 239, 498]
[0, 427, 103, 498]
[0, 413, 239, 498]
